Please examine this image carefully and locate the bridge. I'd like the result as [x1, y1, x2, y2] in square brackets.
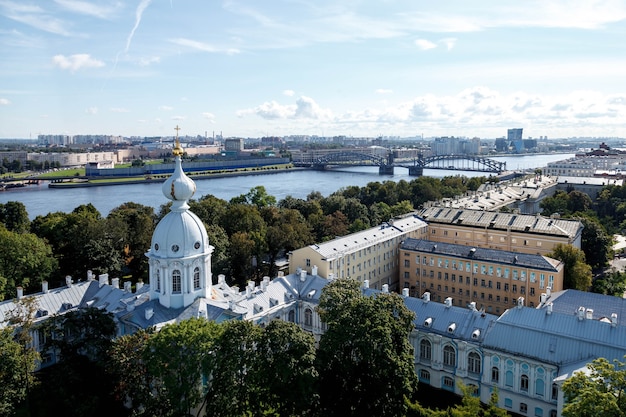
[292, 148, 506, 176]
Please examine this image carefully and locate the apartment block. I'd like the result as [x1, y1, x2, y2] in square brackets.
[288, 215, 428, 291]
[399, 238, 564, 315]
[418, 207, 583, 255]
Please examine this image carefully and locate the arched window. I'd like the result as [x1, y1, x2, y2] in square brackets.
[172, 270, 181, 294]
[420, 339, 432, 361]
[520, 374, 529, 392]
[304, 308, 313, 326]
[442, 376, 454, 390]
[419, 369, 430, 382]
[193, 267, 201, 290]
[288, 310, 295, 323]
[155, 269, 160, 293]
[491, 366, 500, 383]
[551, 383, 558, 401]
[443, 345, 456, 367]
[468, 351, 481, 374]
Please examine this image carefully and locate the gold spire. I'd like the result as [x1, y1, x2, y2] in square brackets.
[173, 125, 184, 156]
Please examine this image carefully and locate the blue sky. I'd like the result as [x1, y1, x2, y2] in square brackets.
[1, 1, 625, 140]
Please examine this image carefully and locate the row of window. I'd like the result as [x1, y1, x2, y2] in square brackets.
[154, 267, 202, 294]
[410, 277, 538, 298]
[432, 228, 548, 247]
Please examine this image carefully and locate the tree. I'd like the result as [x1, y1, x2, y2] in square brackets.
[0, 297, 40, 416]
[579, 216, 612, 269]
[203, 320, 262, 417]
[253, 320, 318, 416]
[548, 243, 593, 291]
[146, 318, 222, 417]
[592, 269, 626, 296]
[316, 278, 418, 417]
[0, 225, 58, 300]
[562, 356, 626, 417]
[0, 201, 30, 233]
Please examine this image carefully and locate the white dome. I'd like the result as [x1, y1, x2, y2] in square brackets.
[150, 209, 209, 258]
[162, 155, 196, 205]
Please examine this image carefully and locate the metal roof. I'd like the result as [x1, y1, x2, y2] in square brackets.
[401, 238, 562, 271]
[538, 289, 626, 325]
[482, 306, 626, 366]
[308, 215, 427, 259]
[418, 207, 583, 239]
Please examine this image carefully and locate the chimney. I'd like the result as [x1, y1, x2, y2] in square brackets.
[246, 281, 255, 298]
[422, 292, 430, 303]
[444, 297, 453, 308]
[261, 276, 270, 291]
[363, 279, 369, 289]
[382, 284, 389, 293]
[42, 280, 49, 293]
[469, 301, 477, 311]
[136, 279, 144, 291]
[517, 297, 524, 308]
[311, 265, 318, 276]
[87, 270, 94, 281]
[547, 303, 553, 315]
[612, 313, 618, 327]
[585, 308, 593, 320]
[65, 275, 73, 287]
[111, 278, 120, 289]
[126, 300, 135, 312]
[546, 286, 551, 297]
[402, 288, 409, 297]
[98, 273, 109, 287]
[124, 281, 132, 292]
[299, 269, 307, 282]
[577, 306, 585, 320]
[218, 274, 226, 284]
[17, 286, 23, 300]
[540, 293, 547, 304]
[145, 307, 154, 320]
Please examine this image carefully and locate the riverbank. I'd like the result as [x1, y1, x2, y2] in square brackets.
[48, 164, 299, 188]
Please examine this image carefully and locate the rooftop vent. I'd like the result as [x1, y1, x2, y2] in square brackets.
[424, 317, 433, 328]
[444, 297, 453, 308]
[422, 292, 430, 303]
[447, 323, 457, 333]
[471, 329, 480, 340]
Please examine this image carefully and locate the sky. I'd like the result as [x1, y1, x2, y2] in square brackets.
[1, 1, 626, 140]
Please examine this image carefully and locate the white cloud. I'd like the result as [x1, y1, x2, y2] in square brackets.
[110, 107, 129, 113]
[0, 98, 10, 105]
[202, 112, 215, 122]
[172, 115, 186, 121]
[169, 38, 240, 55]
[138, 56, 160, 66]
[85, 106, 98, 114]
[440, 37, 457, 50]
[375, 89, 393, 95]
[52, 54, 105, 72]
[125, 0, 153, 53]
[283, 89, 295, 96]
[54, 0, 119, 19]
[414, 39, 437, 50]
[159, 105, 173, 111]
[238, 96, 332, 120]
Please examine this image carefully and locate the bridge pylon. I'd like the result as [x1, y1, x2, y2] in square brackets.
[408, 166, 423, 176]
[379, 165, 394, 175]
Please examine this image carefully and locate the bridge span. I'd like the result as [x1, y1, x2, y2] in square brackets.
[292, 148, 506, 176]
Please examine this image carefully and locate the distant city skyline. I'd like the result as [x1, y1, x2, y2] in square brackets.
[1, 1, 625, 139]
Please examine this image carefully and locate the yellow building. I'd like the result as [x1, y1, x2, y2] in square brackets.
[399, 238, 564, 315]
[418, 207, 583, 255]
[288, 215, 428, 291]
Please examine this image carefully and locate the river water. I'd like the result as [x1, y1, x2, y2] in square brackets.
[1, 153, 573, 219]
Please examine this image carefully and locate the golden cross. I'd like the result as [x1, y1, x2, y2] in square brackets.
[173, 125, 183, 156]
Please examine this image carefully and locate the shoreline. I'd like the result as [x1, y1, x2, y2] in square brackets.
[47, 165, 302, 188]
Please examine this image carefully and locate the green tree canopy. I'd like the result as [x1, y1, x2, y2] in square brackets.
[548, 243, 593, 290]
[316, 278, 418, 417]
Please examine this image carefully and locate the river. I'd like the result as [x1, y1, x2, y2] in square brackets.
[0, 153, 573, 219]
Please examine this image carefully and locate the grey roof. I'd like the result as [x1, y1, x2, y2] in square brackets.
[401, 238, 562, 271]
[307, 215, 426, 259]
[0, 281, 94, 327]
[539, 289, 626, 325]
[482, 306, 626, 366]
[418, 207, 583, 239]
[404, 295, 498, 342]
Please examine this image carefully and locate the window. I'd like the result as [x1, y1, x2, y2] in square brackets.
[520, 403, 527, 414]
[535, 407, 544, 417]
[404, 259, 410, 267]
[304, 308, 313, 326]
[505, 398, 512, 409]
[155, 269, 160, 293]
[521, 374, 529, 392]
[193, 267, 201, 290]
[551, 384, 558, 401]
[497, 282, 501, 290]
[419, 369, 431, 382]
[306, 258, 311, 267]
[535, 378, 545, 397]
[443, 376, 454, 390]
[288, 310, 295, 322]
[172, 270, 181, 293]
[491, 366, 500, 383]
[505, 370, 514, 387]
[468, 352, 481, 374]
[443, 345, 456, 367]
[420, 339, 432, 361]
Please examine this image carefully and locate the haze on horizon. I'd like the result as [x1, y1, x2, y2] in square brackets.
[1, 0, 625, 140]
